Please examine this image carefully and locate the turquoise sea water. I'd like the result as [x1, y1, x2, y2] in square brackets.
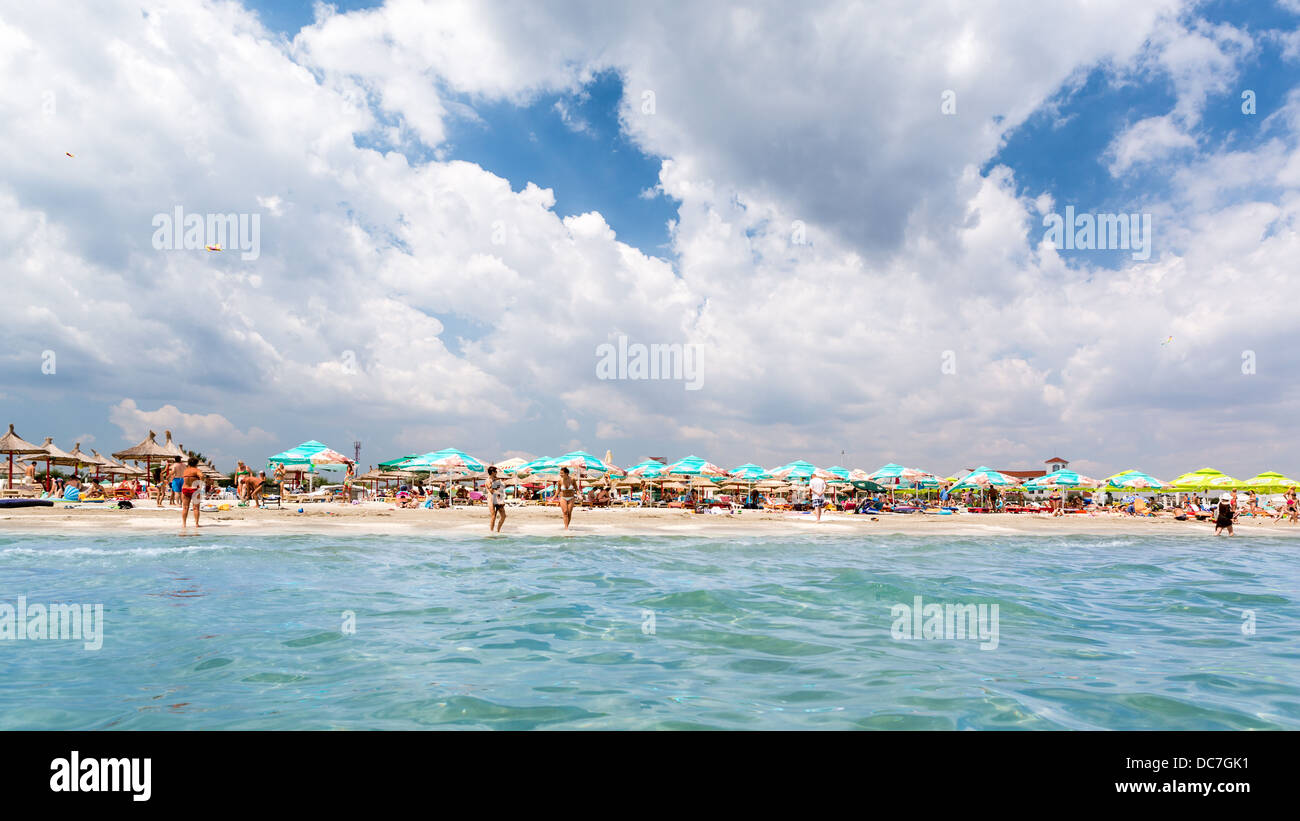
[0, 529, 1297, 730]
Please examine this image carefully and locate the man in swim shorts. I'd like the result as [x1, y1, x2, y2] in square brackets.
[167, 456, 184, 506]
[486, 465, 507, 533]
[809, 474, 828, 522]
[558, 466, 578, 530]
[179, 457, 203, 532]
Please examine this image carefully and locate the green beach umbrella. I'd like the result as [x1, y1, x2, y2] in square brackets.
[1240, 471, 1300, 494]
[850, 479, 888, 492]
[1169, 467, 1236, 492]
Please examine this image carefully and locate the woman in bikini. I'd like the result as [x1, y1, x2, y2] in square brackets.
[179, 457, 203, 532]
[486, 465, 507, 533]
[558, 466, 579, 530]
[234, 461, 251, 502]
[1287, 487, 1298, 524]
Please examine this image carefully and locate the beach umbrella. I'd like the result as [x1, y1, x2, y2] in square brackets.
[626, 460, 668, 478]
[1168, 467, 1237, 492]
[492, 457, 528, 475]
[93, 451, 142, 477]
[113, 429, 175, 483]
[767, 460, 834, 481]
[663, 455, 729, 478]
[1101, 470, 1165, 490]
[868, 463, 929, 483]
[1239, 471, 1300, 494]
[729, 463, 770, 481]
[28, 437, 79, 490]
[0, 424, 45, 488]
[159, 430, 187, 460]
[1023, 469, 1101, 489]
[513, 456, 557, 477]
[379, 454, 418, 469]
[66, 443, 111, 481]
[949, 466, 1022, 490]
[514, 451, 621, 481]
[402, 448, 486, 474]
[554, 450, 623, 478]
[850, 479, 888, 492]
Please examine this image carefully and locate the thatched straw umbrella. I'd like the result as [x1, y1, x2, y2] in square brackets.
[0, 424, 45, 488]
[30, 437, 79, 491]
[66, 443, 111, 481]
[94, 451, 143, 478]
[112, 430, 174, 485]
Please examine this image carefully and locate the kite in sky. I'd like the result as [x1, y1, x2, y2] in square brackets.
[205, 244, 222, 252]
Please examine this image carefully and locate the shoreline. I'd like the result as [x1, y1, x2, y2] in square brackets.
[2, 502, 1297, 538]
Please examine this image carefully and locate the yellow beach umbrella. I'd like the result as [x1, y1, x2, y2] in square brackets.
[1239, 472, 1300, 494]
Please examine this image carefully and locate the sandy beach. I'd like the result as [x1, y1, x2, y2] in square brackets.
[2, 501, 1296, 539]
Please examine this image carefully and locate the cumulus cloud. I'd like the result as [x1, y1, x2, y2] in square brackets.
[1, 0, 1297, 480]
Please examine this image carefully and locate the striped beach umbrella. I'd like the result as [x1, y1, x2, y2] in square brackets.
[1023, 469, 1100, 489]
[625, 459, 668, 479]
[950, 466, 1022, 490]
[402, 448, 485, 473]
[728, 463, 770, 482]
[1102, 470, 1165, 490]
[766, 460, 834, 482]
[663, 455, 729, 478]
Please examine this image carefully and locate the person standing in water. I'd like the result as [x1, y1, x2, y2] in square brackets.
[558, 466, 579, 530]
[179, 457, 203, 532]
[808, 474, 828, 522]
[1213, 494, 1236, 536]
[486, 465, 507, 533]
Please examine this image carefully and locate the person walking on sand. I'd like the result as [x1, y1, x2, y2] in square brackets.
[558, 467, 579, 530]
[486, 465, 507, 533]
[179, 457, 203, 532]
[1213, 494, 1236, 536]
[274, 463, 286, 498]
[809, 474, 828, 522]
[1287, 486, 1298, 524]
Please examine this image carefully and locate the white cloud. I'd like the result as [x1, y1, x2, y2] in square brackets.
[2, 0, 1297, 481]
